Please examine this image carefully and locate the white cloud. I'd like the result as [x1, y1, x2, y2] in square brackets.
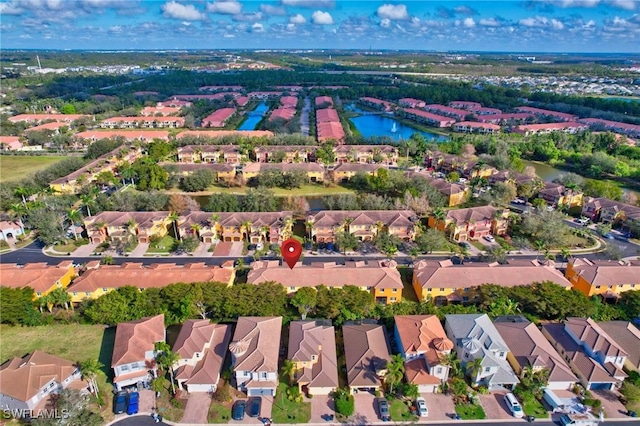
[519, 15, 566, 30]
[0, 2, 24, 15]
[311, 10, 333, 24]
[281, 0, 334, 8]
[377, 4, 408, 20]
[555, 0, 600, 7]
[232, 12, 263, 22]
[551, 18, 564, 29]
[479, 17, 501, 26]
[207, 0, 242, 15]
[608, 0, 637, 10]
[251, 22, 264, 32]
[260, 4, 286, 15]
[289, 13, 306, 24]
[380, 18, 391, 28]
[161, 1, 205, 21]
[463, 17, 475, 27]
[454, 5, 477, 15]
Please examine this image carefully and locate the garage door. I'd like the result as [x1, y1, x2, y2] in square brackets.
[589, 383, 612, 390]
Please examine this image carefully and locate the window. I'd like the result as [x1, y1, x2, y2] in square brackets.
[464, 287, 470, 291]
[367, 286, 372, 290]
[102, 288, 108, 292]
[451, 288, 457, 291]
[439, 288, 445, 292]
[311, 355, 317, 361]
[261, 372, 267, 379]
[120, 365, 129, 372]
[85, 292, 90, 296]
[289, 286, 295, 291]
[463, 296, 469, 302]
[437, 367, 442, 374]
[390, 297, 397, 302]
[499, 352, 505, 357]
[196, 353, 200, 358]
[73, 292, 78, 296]
[427, 288, 432, 292]
[379, 289, 385, 293]
[484, 367, 491, 372]
[392, 288, 397, 293]
[596, 285, 601, 289]
[36, 292, 42, 296]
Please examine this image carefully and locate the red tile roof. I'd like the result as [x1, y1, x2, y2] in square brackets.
[112, 314, 165, 367]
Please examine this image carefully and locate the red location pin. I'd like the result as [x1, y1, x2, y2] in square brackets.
[281, 238, 302, 269]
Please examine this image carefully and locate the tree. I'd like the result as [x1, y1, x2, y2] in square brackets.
[80, 191, 98, 217]
[154, 342, 180, 394]
[66, 208, 83, 240]
[415, 228, 448, 254]
[439, 352, 462, 379]
[79, 359, 104, 405]
[281, 359, 296, 386]
[384, 354, 405, 395]
[177, 235, 199, 253]
[14, 186, 33, 206]
[291, 287, 317, 319]
[205, 193, 239, 212]
[48, 287, 72, 310]
[489, 181, 518, 205]
[180, 169, 215, 192]
[334, 388, 354, 417]
[241, 187, 277, 212]
[466, 357, 484, 384]
[167, 211, 180, 240]
[335, 231, 358, 255]
[560, 247, 571, 269]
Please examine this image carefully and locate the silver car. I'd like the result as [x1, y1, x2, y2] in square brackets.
[416, 397, 428, 417]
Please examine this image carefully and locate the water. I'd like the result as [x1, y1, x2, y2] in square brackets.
[524, 160, 639, 200]
[601, 97, 640, 103]
[347, 104, 449, 142]
[238, 102, 269, 130]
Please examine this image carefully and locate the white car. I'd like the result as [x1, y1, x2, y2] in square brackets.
[416, 397, 428, 417]
[483, 235, 495, 243]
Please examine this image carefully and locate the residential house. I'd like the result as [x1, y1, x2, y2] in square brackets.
[449, 101, 482, 111]
[538, 182, 583, 208]
[72, 130, 170, 143]
[477, 113, 535, 125]
[230, 316, 282, 397]
[176, 130, 274, 140]
[287, 320, 339, 396]
[343, 323, 392, 394]
[202, 108, 236, 128]
[330, 163, 389, 183]
[0, 136, 23, 151]
[424, 177, 469, 207]
[394, 315, 453, 393]
[399, 108, 456, 128]
[578, 118, 640, 138]
[270, 108, 296, 122]
[413, 259, 573, 304]
[7, 114, 89, 124]
[494, 318, 578, 390]
[428, 205, 510, 242]
[25, 121, 69, 134]
[0, 351, 86, 413]
[141, 104, 182, 116]
[253, 145, 317, 163]
[0, 220, 24, 241]
[172, 320, 233, 393]
[208, 211, 293, 243]
[399, 98, 426, 108]
[307, 210, 418, 243]
[316, 108, 340, 123]
[176, 145, 245, 164]
[0, 261, 76, 299]
[581, 197, 640, 225]
[99, 116, 185, 129]
[176, 211, 220, 243]
[514, 122, 589, 136]
[565, 257, 640, 300]
[541, 318, 627, 390]
[242, 162, 325, 183]
[597, 321, 640, 371]
[112, 314, 166, 391]
[359, 97, 394, 112]
[247, 260, 403, 305]
[66, 262, 235, 303]
[453, 121, 501, 134]
[515, 107, 578, 122]
[334, 145, 399, 165]
[445, 314, 520, 390]
[488, 170, 538, 187]
[315, 96, 333, 107]
[424, 104, 468, 121]
[163, 163, 236, 182]
[83, 211, 171, 244]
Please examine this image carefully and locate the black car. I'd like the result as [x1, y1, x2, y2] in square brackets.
[232, 400, 246, 421]
[248, 397, 261, 417]
[113, 391, 128, 414]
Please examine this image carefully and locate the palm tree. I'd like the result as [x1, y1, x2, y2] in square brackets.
[9, 203, 28, 225]
[120, 165, 136, 185]
[80, 359, 104, 406]
[282, 216, 294, 240]
[49, 287, 72, 310]
[154, 342, 180, 394]
[384, 354, 405, 395]
[210, 214, 220, 240]
[374, 220, 385, 236]
[439, 352, 462, 379]
[37, 294, 52, 313]
[241, 220, 253, 242]
[534, 239, 546, 261]
[259, 225, 270, 243]
[432, 207, 446, 228]
[125, 219, 138, 237]
[190, 223, 201, 240]
[14, 186, 32, 206]
[341, 217, 353, 234]
[560, 247, 571, 269]
[466, 357, 484, 385]
[304, 220, 314, 241]
[80, 191, 97, 217]
[66, 208, 83, 240]
[281, 359, 296, 386]
[167, 212, 180, 241]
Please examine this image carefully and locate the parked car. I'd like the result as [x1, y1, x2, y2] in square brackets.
[483, 235, 495, 243]
[458, 241, 472, 250]
[126, 391, 139, 415]
[113, 391, 128, 414]
[248, 397, 261, 417]
[504, 393, 524, 418]
[232, 400, 246, 420]
[377, 398, 391, 421]
[416, 396, 428, 417]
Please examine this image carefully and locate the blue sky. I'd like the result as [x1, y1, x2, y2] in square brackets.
[1, 0, 639, 52]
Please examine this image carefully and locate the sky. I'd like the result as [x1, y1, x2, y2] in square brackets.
[0, 0, 639, 53]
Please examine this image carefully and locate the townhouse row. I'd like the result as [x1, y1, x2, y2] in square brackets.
[5, 313, 637, 415]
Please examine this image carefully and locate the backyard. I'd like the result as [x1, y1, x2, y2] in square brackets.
[0, 155, 66, 182]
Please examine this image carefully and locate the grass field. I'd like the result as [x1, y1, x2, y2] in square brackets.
[0, 155, 66, 182]
[271, 383, 311, 424]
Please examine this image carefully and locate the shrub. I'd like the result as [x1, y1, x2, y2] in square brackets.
[170, 398, 183, 408]
[334, 388, 354, 417]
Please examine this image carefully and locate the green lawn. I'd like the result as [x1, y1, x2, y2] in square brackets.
[156, 389, 186, 422]
[147, 235, 176, 254]
[455, 403, 486, 420]
[398, 266, 419, 302]
[208, 401, 232, 424]
[168, 183, 355, 197]
[390, 398, 418, 422]
[522, 395, 548, 418]
[271, 383, 311, 424]
[0, 155, 66, 182]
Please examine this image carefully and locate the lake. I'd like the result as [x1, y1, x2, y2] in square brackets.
[346, 104, 449, 142]
[238, 102, 269, 130]
[524, 160, 639, 200]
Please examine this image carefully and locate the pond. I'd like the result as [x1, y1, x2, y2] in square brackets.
[238, 102, 269, 130]
[346, 104, 449, 142]
[524, 160, 639, 200]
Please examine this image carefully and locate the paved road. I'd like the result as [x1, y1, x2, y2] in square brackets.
[110, 415, 169, 426]
[300, 96, 310, 136]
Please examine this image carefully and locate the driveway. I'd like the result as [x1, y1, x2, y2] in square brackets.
[352, 391, 378, 424]
[478, 391, 514, 420]
[181, 392, 211, 424]
[229, 242, 244, 257]
[130, 243, 149, 257]
[422, 393, 456, 421]
[192, 242, 212, 257]
[592, 390, 628, 419]
[71, 242, 98, 257]
[310, 394, 334, 423]
[213, 242, 232, 256]
[139, 390, 155, 414]
[229, 396, 271, 425]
